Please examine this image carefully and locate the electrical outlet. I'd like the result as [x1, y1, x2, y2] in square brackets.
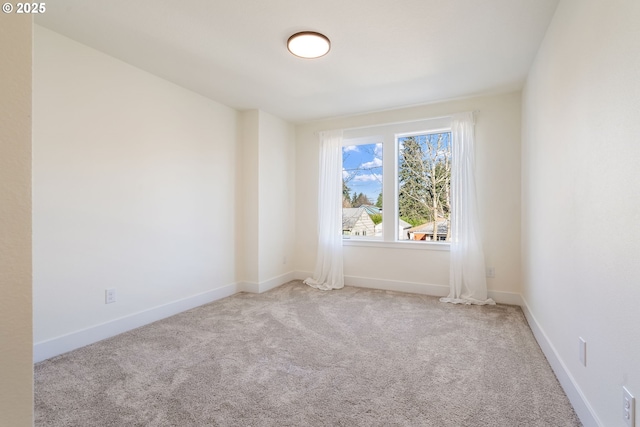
[578, 337, 587, 366]
[105, 288, 116, 304]
[486, 267, 495, 278]
[624, 386, 635, 427]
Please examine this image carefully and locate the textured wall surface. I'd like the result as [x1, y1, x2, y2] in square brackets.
[0, 13, 34, 427]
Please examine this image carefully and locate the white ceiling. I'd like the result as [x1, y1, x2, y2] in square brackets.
[35, 0, 559, 123]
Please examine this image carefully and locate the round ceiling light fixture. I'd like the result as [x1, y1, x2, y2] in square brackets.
[287, 31, 331, 59]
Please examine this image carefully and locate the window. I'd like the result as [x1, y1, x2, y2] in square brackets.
[341, 142, 382, 240]
[398, 132, 451, 242]
[341, 117, 451, 245]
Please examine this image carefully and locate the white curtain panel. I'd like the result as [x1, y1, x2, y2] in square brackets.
[304, 130, 345, 291]
[441, 113, 495, 305]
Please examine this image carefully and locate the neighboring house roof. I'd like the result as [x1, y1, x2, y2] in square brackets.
[407, 220, 449, 235]
[342, 207, 369, 230]
[361, 205, 381, 216]
[399, 219, 412, 229]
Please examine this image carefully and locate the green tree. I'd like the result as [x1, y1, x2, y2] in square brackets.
[369, 213, 382, 225]
[342, 180, 352, 208]
[352, 192, 371, 208]
[398, 134, 451, 238]
[375, 192, 383, 208]
[398, 136, 430, 225]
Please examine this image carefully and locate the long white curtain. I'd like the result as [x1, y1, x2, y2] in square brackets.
[441, 113, 495, 305]
[304, 130, 344, 291]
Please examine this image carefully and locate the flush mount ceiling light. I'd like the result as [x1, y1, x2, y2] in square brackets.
[287, 31, 331, 59]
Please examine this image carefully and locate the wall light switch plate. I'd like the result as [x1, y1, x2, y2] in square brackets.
[624, 386, 635, 427]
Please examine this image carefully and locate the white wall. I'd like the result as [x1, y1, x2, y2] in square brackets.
[33, 26, 239, 345]
[238, 110, 296, 288]
[238, 110, 260, 284]
[257, 111, 296, 283]
[0, 14, 33, 427]
[522, 1, 640, 425]
[295, 92, 522, 300]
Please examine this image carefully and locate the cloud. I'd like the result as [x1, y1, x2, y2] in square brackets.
[353, 173, 382, 183]
[343, 145, 359, 153]
[361, 157, 382, 169]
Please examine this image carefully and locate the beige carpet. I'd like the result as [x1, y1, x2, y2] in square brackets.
[35, 281, 581, 426]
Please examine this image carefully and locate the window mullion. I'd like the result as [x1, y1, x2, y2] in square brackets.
[382, 131, 396, 242]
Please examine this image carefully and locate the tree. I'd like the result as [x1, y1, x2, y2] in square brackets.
[351, 192, 371, 208]
[369, 213, 382, 225]
[398, 134, 451, 238]
[398, 136, 430, 225]
[375, 192, 382, 208]
[342, 180, 352, 208]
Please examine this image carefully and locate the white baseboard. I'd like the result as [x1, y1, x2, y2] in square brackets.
[294, 270, 310, 281]
[297, 272, 594, 424]
[238, 281, 259, 293]
[487, 290, 523, 306]
[239, 271, 298, 294]
[345, 274, 450, 297]
[295, 271, 449, 296]
[35, 273, 303, 363]
[34, 282, 240, 363]
[296, 271, 522, 306]
[33, 271, 597, 427]
[520, 297, 601, 427]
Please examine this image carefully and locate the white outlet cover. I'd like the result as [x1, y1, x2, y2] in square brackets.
[105, 288, 116, 304]
[578, 337, 586, 366]
[624, 386, 635, 427]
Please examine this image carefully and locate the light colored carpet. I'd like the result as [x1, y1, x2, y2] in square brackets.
[35, 281, 581, 426]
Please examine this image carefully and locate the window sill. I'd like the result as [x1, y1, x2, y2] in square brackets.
[342, 239, 450, 251]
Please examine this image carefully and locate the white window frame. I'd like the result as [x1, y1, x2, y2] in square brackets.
[342, 117, 452, 251]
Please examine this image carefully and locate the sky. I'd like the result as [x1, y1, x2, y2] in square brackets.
[341, 132, 450, 205]
[342, 143, 382, 204]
